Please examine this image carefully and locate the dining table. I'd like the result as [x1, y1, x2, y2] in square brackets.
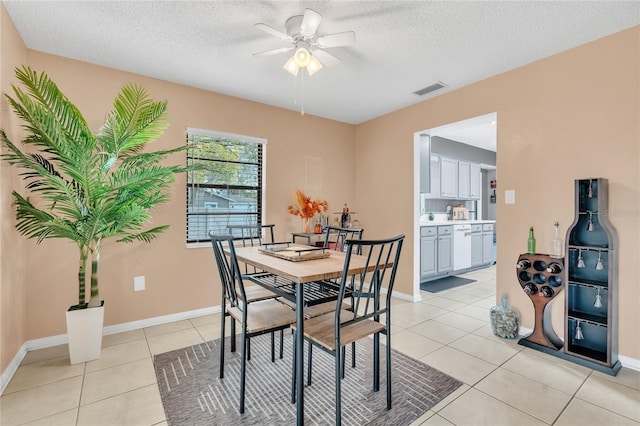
[231, 244, 373, 426]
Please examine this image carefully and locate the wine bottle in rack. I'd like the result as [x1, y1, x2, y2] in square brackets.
[540, 286, 554, 297]
[550, 221, 564, 258]
[523, 283, 538, 295]
[527, 227, 536, 254]
[546, 262, 563, 273]
[517, 259, 531, 270]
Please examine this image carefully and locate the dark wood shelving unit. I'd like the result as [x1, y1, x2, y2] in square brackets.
[516, 178, 620, 376]
[564, 178, 620, 375]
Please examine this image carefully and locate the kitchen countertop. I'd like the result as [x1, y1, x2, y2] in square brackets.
[420, 219, 496, 226]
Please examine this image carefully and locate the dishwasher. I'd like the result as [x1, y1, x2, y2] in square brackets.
[453, 224, 472, 271]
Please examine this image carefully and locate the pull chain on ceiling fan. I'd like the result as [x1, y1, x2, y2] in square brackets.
[253, 8, 356, 76]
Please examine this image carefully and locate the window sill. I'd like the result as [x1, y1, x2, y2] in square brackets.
[186, 242, 211, 249]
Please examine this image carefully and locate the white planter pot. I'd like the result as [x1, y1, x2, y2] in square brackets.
[66, 301, 104, 364]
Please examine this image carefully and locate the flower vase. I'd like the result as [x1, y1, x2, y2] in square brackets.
[302, 218, 310, 233]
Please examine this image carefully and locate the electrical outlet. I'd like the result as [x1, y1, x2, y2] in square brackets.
[134, 276, 145, 292]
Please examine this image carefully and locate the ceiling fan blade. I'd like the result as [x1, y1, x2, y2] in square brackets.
[254, 23, 292, 41]
[253, 46, 294, 57]
[316, 31, 356, 48]
[300, 8, 322, 38]
[312, 49, 341, 67]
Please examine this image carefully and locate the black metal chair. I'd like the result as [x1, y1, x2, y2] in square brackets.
[210, 234, 296, 414]
[322, 225, 364, 252]
[292, 234, 405, 425]
[318, 226, 365, 371]
[224, 224, 288, 359]
[227, 223, 276, 275]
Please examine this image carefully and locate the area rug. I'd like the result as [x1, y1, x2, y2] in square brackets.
[153, 333, 462, 425]
[420, 276, 476, 293]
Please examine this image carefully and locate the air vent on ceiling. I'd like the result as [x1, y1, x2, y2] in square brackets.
[413, 81, 447, 96]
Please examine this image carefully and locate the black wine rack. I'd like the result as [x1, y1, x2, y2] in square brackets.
[565, 178, 620, 375]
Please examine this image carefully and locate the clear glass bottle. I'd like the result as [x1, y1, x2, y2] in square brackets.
[550, 221, 564, 258]
[490, 294, 520, 339]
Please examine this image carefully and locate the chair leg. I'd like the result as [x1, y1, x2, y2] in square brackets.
[291, 330, 297, 404]
[219, 309, 226, 379]
[271, 331, 275, 362]
[386, 329, 392, 409]
[335, 346, 342, 426]
[230, 317, 236, 353]
[373, 332, 380, 392]
[279, 329, 284, 359]
[341, 346, 346, 379]
[247, 336, 251, 361]
[239, 328, 248, 414]
[307, 341, 313, 386]
[351, 341, 356, 368]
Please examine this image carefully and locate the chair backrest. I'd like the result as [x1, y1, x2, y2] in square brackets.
[322, 226, 364, 253]
[227, 224, 276, 274]
[227, 224, 276, 247]
[335, 234, 405, 330]
[210, 233, 248, 315]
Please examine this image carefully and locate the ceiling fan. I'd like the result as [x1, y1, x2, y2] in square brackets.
[253, 8, 356, 76]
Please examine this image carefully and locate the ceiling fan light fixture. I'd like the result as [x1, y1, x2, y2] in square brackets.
[306, 55, 323, 76]
[284, 56, 300, 76]
[294, 47, 311, 67]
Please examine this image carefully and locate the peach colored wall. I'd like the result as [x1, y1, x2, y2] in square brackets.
[355, 26, 639, 360]
[1, 7, 638, 376]
[13, 53, 354, 339]
[0, 6, 28, 374]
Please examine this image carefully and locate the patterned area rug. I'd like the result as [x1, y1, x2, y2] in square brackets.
[154, 333, 462, 425]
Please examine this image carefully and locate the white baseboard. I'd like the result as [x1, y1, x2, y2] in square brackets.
[392, 290, 422, 303]
[619, 355, 640, 371]
[1, 305, 221, 395]
[0, 343, 27, 395]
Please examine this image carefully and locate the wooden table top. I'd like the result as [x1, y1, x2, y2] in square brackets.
[233, 245, 370, 284]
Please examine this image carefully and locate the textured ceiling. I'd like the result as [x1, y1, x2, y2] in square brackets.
[3, 1, 639, 150]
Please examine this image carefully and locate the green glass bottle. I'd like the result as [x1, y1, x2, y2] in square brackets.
[527, 227, 536, 254]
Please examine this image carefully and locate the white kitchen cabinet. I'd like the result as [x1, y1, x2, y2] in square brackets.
[437, 226, 453, 273]
[469, 163, 481, 200]
[471, 224, 483, 266]
[420, 227, 437, 278]
[440, 157, 458, 198]
[482, 223, 495, 264]
[458, 161, 470, 199]
[425, 155, 441, 199]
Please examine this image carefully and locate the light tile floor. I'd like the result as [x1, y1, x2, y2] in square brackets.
[2, 265, 639, 425]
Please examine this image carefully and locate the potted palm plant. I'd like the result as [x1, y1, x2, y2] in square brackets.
[1, 66, 185, 363]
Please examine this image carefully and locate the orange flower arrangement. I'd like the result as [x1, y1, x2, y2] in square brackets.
[287, 189, 328, 219]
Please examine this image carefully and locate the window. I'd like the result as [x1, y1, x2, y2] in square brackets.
[186, 128, 265, 244]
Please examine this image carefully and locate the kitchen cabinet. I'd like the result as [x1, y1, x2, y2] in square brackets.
[471, 224, 483, 266]
[440, 157, 458, 198]
[470, 163, 481, 200]
[458, 161, 470, 199]
[420, 227, 437, 278]
[482, 223, 495, 264]
[425, 155, 441, 199]
[437, 226, 453, 273]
